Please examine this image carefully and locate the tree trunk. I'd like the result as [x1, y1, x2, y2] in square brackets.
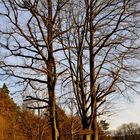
[82, 120, 92, 140]
[83, 135, 91, 140]
[92, 115, 99, 140]
[47, 1, 60, 140]
[49, 93, 59, 140]
[47, 54, 59, 140]
[89, 2, 99, 140]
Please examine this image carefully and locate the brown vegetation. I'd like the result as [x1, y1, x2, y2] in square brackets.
[0, 84, 82, 140]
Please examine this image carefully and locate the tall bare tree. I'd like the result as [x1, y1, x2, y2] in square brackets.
[0, 1, 73, 140]
[59, 0, 140, 140]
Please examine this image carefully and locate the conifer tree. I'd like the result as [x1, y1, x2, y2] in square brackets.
[2, 83, 9, 94]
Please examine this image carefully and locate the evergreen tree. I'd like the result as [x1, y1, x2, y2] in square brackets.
[2, 83, 9, 94]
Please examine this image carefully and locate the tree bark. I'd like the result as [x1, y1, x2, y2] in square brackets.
[89, 2, 98, 140]
[92, 109, 99, 140]
[47, 1, 60, 140]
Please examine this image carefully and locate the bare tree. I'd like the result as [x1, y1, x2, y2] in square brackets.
[0, 1, 73, 140]
[113, 123, 140, 140]
[59, 0, 140, 140]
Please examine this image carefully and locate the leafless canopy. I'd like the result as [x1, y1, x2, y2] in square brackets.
[0, 0, 140, 140]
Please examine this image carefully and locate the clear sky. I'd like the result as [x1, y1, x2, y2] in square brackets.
[109, 94, 140, 130]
